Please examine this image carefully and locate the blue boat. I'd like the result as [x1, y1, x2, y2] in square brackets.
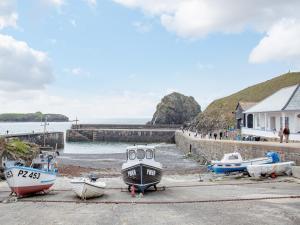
[208, 152, 280, 174]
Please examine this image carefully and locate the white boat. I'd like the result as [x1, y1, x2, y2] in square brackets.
[3, 152, 58, 197]
[122, 145, 162, 193]
[247, 161, 295, 178]
[70, 177, 106, 199]
[209, 152, 280, 174]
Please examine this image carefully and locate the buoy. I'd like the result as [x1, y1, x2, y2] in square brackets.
[271, 173, 277, 179]
[130, 185, 136, 197]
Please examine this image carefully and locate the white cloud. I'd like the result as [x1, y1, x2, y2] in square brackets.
[49, 38, 57, 45]
[0, 90, 159, 119]
[196, 63, 213, 70]
[64, 67, 91, 77]
[0, 0, 18, 29]
[0, 34, 54, 91]
[114, 0, 300, 38]
[84, 0, 97, 8]
[132, 21, 152, 33]
[69, 19, 77, 27]
[113, 0, 300, 64]
[249, 19, 300, 64]
[45, 0, 65, 8]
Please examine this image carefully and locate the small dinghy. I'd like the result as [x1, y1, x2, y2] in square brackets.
[3, 151, 58, 197]
[247, 161, 295, 178]
[122, 145, 162, 193]
[70, 176, 106, 200]
[208, 152, 280, 174]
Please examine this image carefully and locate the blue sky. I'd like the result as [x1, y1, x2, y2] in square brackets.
[0, 0, 299, 121]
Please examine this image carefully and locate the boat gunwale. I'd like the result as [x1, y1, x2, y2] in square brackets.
[4, 166, 57, 175]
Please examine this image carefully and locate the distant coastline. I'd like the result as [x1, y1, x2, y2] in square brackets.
[0, 112, 69, 122]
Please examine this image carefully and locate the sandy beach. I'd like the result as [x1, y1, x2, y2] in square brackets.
[57, 144, 203, 177]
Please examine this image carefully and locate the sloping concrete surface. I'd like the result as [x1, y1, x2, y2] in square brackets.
[0, 175, 300, 225]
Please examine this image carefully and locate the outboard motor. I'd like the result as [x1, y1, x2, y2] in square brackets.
[266, 152, 281, 163]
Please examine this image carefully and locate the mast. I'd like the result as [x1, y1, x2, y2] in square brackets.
[42, 115, 49, 147]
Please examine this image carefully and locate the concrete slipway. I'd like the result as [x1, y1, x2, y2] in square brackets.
[0, 175, 300, 225]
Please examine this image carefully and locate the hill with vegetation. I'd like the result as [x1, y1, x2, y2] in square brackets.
[193, 72, 300, 132]
[0, 112, 69, 122]
[0, 138, 39, 179]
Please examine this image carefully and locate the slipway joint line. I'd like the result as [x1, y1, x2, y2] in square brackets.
[12, 195, 300, 205]
[0, 179, 298, 194]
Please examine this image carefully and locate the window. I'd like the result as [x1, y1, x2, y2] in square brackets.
[228, 155, 238, 160]
[136, 149, 145, 160]
[280, 116, 289, 128]
[146, 149, 153, 159]
[285, 117, 289, 128]
[129, 150, 136, 160]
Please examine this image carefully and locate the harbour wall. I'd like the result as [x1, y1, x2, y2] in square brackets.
[3, 132, 64, 149]
[71, 124, 181, 130]
[66, 129, 176, 143]
[175, 131, 300, 165]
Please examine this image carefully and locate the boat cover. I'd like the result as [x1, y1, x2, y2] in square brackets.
[247, 161, 295, 178]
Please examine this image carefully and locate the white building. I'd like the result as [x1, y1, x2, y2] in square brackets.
[242, 84, 300, 141]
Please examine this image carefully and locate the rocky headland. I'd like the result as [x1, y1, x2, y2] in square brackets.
[149, 92, 201, 125]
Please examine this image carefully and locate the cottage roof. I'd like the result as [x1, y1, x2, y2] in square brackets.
[236, 102, 257, 111]
[245, 84, 300, 113]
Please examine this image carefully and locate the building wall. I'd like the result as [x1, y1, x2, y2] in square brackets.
[251, 111, 300, 133]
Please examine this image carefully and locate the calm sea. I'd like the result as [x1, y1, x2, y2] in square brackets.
[0, 118, 150, 154]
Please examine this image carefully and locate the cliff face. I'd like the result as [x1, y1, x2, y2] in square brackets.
[0, 112, 69, 122]
[193, 72, 300, 132]
[150, 92, 201, 125]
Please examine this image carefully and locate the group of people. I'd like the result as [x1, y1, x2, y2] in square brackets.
[278, 127, 290, 143]
[209, 131, 227, 140]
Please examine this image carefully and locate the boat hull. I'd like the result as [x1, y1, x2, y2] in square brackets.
[122, 163, 162, 192]
[4, 166, 56, 196]
[70, 180, 106, 199]
[211, 157, 273, 174]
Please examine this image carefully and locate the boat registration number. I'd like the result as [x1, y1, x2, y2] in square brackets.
[18, 170, 41, 179]
[128, 170, 136, 177]
[146, 169, 156, 176]
[5, 171, 13, 178]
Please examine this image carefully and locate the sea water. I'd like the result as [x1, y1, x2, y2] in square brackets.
[0, 118, 150, 154]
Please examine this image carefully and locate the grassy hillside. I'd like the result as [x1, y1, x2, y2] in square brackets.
[195, 72, 300, 132]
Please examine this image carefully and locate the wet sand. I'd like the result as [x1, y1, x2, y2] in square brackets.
[57, 144, 203, 177]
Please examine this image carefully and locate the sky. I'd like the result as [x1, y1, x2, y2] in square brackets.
[0, 0, 300, 121]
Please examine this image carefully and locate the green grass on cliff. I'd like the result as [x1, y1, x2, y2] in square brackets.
[196, 72, 300, 131]
[5, 139, 31, 156]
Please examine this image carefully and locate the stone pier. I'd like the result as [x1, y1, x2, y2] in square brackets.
[66, 124, 180, 143]
[3, 132, 65, 149]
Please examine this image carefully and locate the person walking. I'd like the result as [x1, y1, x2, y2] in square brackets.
[278, 128, 283, 143]
[283, 127, 290, 143]
[213, 132, 217, 140]
[219, 131, 223, 140]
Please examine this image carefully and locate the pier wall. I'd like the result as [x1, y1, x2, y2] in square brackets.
[175, 131, 300, 165]
[71, 124, 181, 130]
[66, 129, 176, 143]
[3, 132, 64, 149]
